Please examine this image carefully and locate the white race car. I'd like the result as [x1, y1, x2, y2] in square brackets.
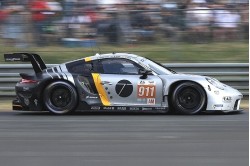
[6, 52, 243, 115]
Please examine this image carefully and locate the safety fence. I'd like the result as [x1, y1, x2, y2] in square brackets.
[0, 1, 248, 48]
[0, 63, 248, 97]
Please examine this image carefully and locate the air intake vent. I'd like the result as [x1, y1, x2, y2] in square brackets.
[234, 100, 240, 110]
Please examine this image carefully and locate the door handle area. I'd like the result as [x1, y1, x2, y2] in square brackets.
[101, 81, 113, 85]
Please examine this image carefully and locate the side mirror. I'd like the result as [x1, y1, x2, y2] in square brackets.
[139, 69, 152, 79]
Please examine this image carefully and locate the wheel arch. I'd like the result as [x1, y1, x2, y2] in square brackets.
[168, 80, 208, 110]
[39, 78, 79, 110]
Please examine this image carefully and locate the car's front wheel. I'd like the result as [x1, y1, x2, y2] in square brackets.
[171, 82, 206, 115]
[43, 81, 78, 114]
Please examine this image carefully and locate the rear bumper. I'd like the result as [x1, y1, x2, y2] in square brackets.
[12, 98, 24, 111]
[12, 97, 37, 111]
[14, 82, 44, 111]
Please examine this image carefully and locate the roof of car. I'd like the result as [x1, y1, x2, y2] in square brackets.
[85, 53, 140, 62]
[64, 53, 141, 65]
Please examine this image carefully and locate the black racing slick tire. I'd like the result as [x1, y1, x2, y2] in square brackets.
[43, 81, 78, 115]
[171, 82, 206, 115]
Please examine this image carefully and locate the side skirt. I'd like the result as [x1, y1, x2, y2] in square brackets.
[76, 106, 169, 113]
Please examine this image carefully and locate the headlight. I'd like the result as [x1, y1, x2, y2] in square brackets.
[206, 77, 224, 90]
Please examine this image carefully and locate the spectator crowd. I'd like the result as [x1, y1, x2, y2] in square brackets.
[0, 0, 248, 48]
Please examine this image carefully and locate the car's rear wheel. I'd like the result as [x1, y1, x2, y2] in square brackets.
[43, 81, 78, 114]
[171, 82, 206, 115]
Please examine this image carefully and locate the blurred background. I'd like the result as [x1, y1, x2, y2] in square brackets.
[0, 0, 248, 63]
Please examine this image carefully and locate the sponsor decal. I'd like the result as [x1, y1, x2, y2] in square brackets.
[23, 87, 30, 91]
[148, 80, 155, 84]
[139, 80, 145, 85]
[86, 96, 99, 99]
[91, 106, 101, 110]
[147, 98, 156, 105]
[109, 55, 133, 60]
[34, 99, 38, 106]
[103, 106, 115, 110]
[223, 96, 232, 103]
[155, 107, 167, 110]
[6, 58, 21, 61]
[117, 107, 127, 111]
[138, 80, 155, 85]
[115, 80, 133, 97]
[24, 98, 29, 106]
[88, 106, 168, 112]
[213, 104, 223, 108]
[141, 107, 153, 111]
[129, 107, 140, 111]
[214, 91, 219, 95]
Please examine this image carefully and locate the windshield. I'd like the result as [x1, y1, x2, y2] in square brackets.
[141, 58, 176, 75]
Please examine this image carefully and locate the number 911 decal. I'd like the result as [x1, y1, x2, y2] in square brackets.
[137, 80, 156, 105]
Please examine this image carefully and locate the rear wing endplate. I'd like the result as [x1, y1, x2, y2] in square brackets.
[4, 53, 47, 74]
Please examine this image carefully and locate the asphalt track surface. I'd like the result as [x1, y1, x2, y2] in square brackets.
[0, 110, 248, 166]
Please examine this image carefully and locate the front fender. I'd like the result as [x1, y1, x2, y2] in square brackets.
[158, 74, 243, 112]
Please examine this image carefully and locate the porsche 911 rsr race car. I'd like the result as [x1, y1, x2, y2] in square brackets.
[4, 52, 243, 115]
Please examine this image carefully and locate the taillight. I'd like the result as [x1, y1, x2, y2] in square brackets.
[20, 79, 38, 84]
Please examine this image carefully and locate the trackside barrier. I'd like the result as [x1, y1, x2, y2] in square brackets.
[0, 63, 248, 97]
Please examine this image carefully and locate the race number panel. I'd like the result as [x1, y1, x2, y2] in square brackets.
[137, 85, 156, 98]
[137, 80, 156, 98]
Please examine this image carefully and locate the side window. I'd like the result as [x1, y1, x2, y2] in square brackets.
[99, 59, 143, 75]
[66, 60, 93, 75]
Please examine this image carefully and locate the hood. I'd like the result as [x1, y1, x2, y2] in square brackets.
[159, 73, 207, 81]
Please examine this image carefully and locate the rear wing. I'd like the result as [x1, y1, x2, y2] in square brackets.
[4, 53, 47, 74]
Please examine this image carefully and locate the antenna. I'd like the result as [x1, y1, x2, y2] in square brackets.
[98, 46, 101, 54]
[91, 31, 101, 54]
[97, 40, 102, 54]
[88, 33, 94, 55]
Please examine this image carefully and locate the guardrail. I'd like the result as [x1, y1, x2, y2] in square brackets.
[0, 63, 248, 97]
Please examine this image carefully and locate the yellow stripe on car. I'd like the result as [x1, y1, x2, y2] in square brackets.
[84, 57, 91, 62]
[92, 73, 111, 106]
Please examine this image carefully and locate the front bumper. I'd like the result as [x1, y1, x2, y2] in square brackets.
[206, 84, 243, 113]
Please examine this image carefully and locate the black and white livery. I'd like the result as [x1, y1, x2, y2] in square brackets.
[4, 52, 243, 115]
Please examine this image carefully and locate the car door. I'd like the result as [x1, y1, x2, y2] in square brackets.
[92, 58, 163, 107]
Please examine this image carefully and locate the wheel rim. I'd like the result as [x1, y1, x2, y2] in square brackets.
[50, 86, 71, 108]
[177, 87, 202, 110]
